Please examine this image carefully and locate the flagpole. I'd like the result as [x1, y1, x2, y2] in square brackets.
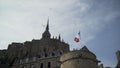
[77, 31, 83, 49]
[74, 30, 86, 50]
[74, 31, 81, 50]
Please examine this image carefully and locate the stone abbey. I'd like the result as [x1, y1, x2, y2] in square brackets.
[0, 20, 119, 68]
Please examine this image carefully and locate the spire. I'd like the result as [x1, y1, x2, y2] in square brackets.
[42, 19, 51, 39]
[58, 34, 61, 41]
[46, 18, 49, 31]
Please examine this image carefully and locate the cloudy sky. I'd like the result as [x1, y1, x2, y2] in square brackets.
[0, 0, 120, 67]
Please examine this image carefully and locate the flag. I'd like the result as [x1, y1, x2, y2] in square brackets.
[74, 32, 80, 43]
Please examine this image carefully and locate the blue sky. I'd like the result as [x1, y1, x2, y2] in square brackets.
[0, 0, 120, 67]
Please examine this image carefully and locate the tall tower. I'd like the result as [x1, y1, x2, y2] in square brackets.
[42, 19, 51, 39]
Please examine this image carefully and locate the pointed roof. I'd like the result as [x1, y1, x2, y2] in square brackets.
[58, 34, 61, 41]
[80, 46, 96, 58]
[42, 19, 51, 39]
[46, 18, 49, 31]
[81, 46, 89, 52]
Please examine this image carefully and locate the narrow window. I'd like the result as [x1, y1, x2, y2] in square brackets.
[52, 52, 55, 56]
[37, 55, 41, 58]
[33, 57, 36, 61]
[45, 53, 48, 57]
[43, 48, 46, 52]
[30, 64, 34, 68]
[20, 60, 22, 64]
[23, 66, 26, 68]
[48, 62, 51, 68]
[40, 63, 43, 68]
[26, 58, 28, 63]
[59, 51, 62, 55]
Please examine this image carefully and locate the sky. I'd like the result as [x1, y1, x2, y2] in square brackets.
[0, 0, 120, 67]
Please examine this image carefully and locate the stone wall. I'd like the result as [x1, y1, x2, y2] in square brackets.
[60, 46, 99, 68]
[12, 56, 60, 68]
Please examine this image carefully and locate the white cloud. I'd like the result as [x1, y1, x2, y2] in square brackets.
[0, 0, 118, 50]
[0, 0, 119, 67]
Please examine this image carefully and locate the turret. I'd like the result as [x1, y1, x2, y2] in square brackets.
[58, 34, 61, 41]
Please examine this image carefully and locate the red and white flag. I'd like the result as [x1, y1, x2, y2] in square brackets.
[74, 32, 80, 43]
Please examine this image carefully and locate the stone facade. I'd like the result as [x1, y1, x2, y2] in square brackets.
[98, 64, 104, 68]
[0, 20, 102, 68]
[115, 50, 120, 68]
